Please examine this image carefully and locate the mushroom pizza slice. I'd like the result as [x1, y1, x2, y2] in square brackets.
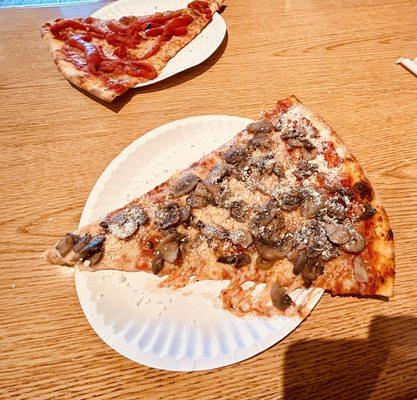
[42, 96, 395, 318]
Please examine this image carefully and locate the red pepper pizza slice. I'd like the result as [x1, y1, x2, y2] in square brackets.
[42, 97, 395, 317]
[41, 1, 223, 102]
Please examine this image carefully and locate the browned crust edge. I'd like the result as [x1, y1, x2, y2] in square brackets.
[277, 96, 395, 297]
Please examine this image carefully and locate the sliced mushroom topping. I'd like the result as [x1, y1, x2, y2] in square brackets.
[293, 160, 318, 179]
[257, 216, 286, 245]
[256, 242, 288, 261]
[292, 250, 307, 275]
[194, 182, 214, 203]
[300, 195, 325, 219]
[280, 125, 299, 139]
[217, 253, 251, 268]
[217, 254, 236, 264]
[272, 163, 285, 179]
[151, 254, 164, 274]
[80, 234, 105, 257]
[359, 203, 377, 220]
[234, 253, 251, 268]
[256, 256, 275, 270]
[55, 233, 79, 256]
[265, 198, 281, 215]
[106, 206, 148, 239]
[305, 238, 322, 258]
[270, 283, 292, 311]
[179, 238, 191, 254]
[72, 234, 105, 262]
[170, 173, 199, 198]
[158, 232, 185, 246]
[256, 244, 281, 261]
[301, 138, 315, 150]
[268, 213, 286, 231]
[155, 203, 182, 230]
[250, 210, 274, 231]
[207, 163, 231, 182]
[249, 133, 272, 150]
[287, 138, 304, 148]
[191, 218, 206, 230]
[128, 206, 148, 226]
[323, 198, 347, 221]
[291, 250, 324, 286]
[320, 245, 339, 261]
[180, 206, 191, 223]
[341, 230, 366, 253]
[186, 194, 208, 209]
[201, 224, 229, 240]
[99, 221, 109, 229]
[301, 146, 318, 160]
[323, 183, 354, 199]
[246, 119, 273, 134]
[273, 119, 282, 131]
[301, 259, 324, 286]
[72, 233, 92, 253]
[200, 179, 230, 206]
[231, 160, 253, 182]
[157, 232, 185, 264]
[229, 200, 249, 222]
[279, 188, 302, 211]
[306, 230, 338, 261]
[353, 256, 369, 283]
[324, 223, 351, 245]
[337, 186, 355, 200]
[223, 145, 247, 164]
[159, 241, 179, 264]
[88, 249, 104, 266]
[230, 229, 253, 248]
[253, 153, 276, 174]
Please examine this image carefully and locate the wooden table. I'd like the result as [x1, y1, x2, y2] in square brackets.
[1, 1, 417, 399]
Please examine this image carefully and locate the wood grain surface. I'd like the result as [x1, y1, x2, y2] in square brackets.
[1, 1, 417, 399]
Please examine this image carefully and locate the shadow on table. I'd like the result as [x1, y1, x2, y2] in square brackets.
[283, 315, 417, 400]
[76, 30, 229, 112]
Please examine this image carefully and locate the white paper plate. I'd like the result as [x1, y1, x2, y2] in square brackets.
[91, 0, 227, 88]
[76, 115, 324, 371]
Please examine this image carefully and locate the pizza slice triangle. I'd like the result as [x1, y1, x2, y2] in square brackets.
[42, 97, 395, 317]
[41, 1, 224, 102]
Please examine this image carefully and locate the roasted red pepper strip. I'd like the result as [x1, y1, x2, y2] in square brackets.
[172, 26, 188, 36]
[67, 35, 102, 74]
[188, 1, 212, 19]
[107, 20, 129, 34]
[113, 44, 127, 58]
[146, 27, 164, 37]
[106, 32, 141, 48]
[146, 14, 193, 39]
[50, 19, 106, 40]
[147, 10, 182, 25]
[164, 14, 193, 39]
[124, 62, 156, 79]
[138, 38, 163, 60]
[50, 20, 86, 35]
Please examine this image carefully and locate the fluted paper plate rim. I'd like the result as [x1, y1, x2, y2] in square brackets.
[75, 115, 324, 371]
